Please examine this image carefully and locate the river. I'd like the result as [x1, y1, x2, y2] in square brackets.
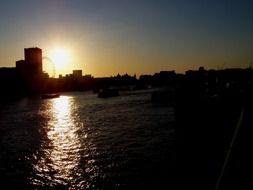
[0, 91, 175, 189]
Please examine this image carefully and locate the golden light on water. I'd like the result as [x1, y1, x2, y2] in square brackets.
[33, 96, 83, 186]
[47, 96, 81, 177]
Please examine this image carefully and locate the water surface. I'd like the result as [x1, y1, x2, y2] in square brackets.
[0, 91, 175, 189]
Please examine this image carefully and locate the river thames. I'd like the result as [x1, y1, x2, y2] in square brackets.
[0, 91, 175, 189]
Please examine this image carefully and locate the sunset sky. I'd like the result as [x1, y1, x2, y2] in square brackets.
[0, 0, 253, 77]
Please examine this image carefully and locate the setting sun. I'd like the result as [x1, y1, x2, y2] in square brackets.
[50, 48, 70, 70]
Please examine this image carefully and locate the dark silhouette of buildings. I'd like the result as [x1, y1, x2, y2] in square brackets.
[72, 70, 82, 79]
[0, 47, 51, 102]
[0, 67, 20, 100]
[17, 47, 43, 77]
[1, 47, 253, 190]
[175, 67, 253, 190]
[1, 47, 253, 109]
[15, 47, 46, 93]
[24, 47, 43, 75]
[16, 47, 43, 77]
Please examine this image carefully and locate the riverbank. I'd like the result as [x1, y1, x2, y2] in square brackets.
[175, 85, 253, 189]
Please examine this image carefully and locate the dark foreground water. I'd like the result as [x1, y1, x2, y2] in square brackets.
[0, 91, 175, 189]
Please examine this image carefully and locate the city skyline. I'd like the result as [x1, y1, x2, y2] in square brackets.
[0, 0, 253, 77]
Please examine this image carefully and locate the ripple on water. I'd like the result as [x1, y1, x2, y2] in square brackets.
[0, 92, 175, 189]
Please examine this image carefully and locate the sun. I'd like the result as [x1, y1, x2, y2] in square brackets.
[50, 48, 70, 70]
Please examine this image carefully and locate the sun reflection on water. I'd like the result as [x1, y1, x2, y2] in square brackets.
[33, 96, 83, 187]
[48, 97, 81, 179]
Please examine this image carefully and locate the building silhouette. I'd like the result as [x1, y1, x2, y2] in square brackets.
[15, 47, 46, 93]
[73, 70, 82, 78]
[16, 47, 43, 77]
[25, 47, 42, 74]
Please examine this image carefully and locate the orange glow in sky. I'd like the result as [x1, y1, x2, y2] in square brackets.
[0, 1, 253, 77]
[50, 48, 70, 70]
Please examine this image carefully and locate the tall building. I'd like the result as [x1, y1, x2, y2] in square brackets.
[16, 60, 26, 73]
[15, 47, 46, 93]
[24, 47, 42, 75]
[73, 70, 82, 78]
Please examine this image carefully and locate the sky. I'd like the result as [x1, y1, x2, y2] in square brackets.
[0, 0, 253, 77]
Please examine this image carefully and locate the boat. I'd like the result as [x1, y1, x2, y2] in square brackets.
[41, 93, 60, 99]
